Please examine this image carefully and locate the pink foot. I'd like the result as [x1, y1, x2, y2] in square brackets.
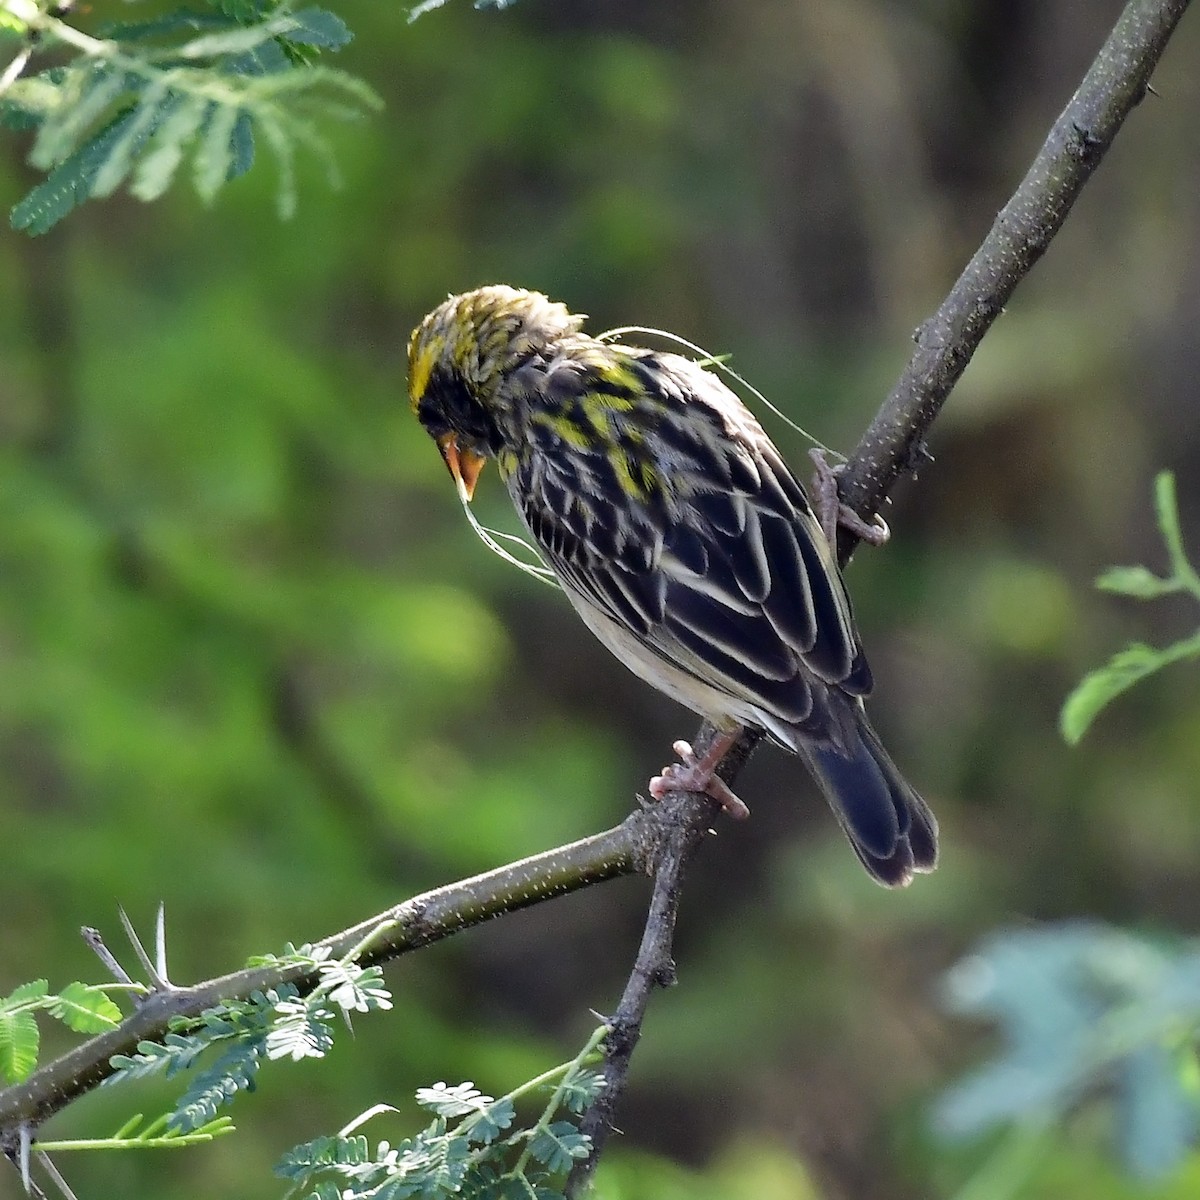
[648, 735, 750, 820]
[808, 447, 890, 552]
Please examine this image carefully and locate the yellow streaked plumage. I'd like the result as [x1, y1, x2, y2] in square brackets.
[407, 285, 937, 886]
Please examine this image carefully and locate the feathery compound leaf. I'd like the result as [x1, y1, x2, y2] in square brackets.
[319, 962, 393, 1014]
[461, 1096, 515, 1145]
[526, 1122, 591, 1173]
[936, 924, 1200, 1178]
[1063, 471, 1200, 743]
[129, 95, 208, 201]
[98, 11, 232, 43]
[193, 99, 238, 200]
[47, 981, 122, 1033]
[9, 4, 378, 231]
[416, 1081, 496, 1119]
[246, 941, 331, 969]
[288, 7, 353, 48]
[89, 77, 171, 197]
[274, 1037, 602, 1198]
[253, 106, 296, 217]
[275, 1133, 371, 1179]
[169, 1036, 265, 1131]
[2, 979, 49, 1007]
[13, 107, 142, 233]
[30, 64, 129, 169]
[557, 1068, 604, 1115]
[264, 997, 335, 1061]
[0, 1007, 40, 1083]
[175, 13, 301, 60]
[108, 1031, 212, 1083]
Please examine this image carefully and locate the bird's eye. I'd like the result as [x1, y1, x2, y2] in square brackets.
[422, 367, 503, 455]
[416, 396, 452, 439]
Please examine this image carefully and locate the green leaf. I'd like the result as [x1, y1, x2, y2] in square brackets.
[318, 962, 392, 1014]
[461, 1095, 514, 1145]
[275, 1134, 370, 1179]
[47, 982, 122, 1033]
[288, 7, 353, 48]
[108, 1031, 209, 1083]
[89, 78, 171, 198]
[415, 1081, 495, 1119]
[0, 1007, 40, 1083]
[98, 10, 232, 43]
[1061, 643, 1170, 745]
[30, 64, 128, 169]
[193, 100, 238, 201]
[1095, 565, 1181, 599]
[1155, 471, 1200, 597]
[12, 107, 142, 233]
[1062, 632, 1200, 744]
[215, 0, 272, 21]
[129, 95, 208, 202]
[228, 110, 255, 177]
[254, 107, 297, 217]
[263, 998, 334, 1061]
[169, 1036, 265, 1131]
[938, 926, 1200, 1182]
[0, 96, 43, 131]
[526, 1121, 590, 1173]
[1118, 1041, 1200, 1178]
[175, 14, 297, 60]
[1, 979, 49, 1009]
[558, 1069, 604, 1115]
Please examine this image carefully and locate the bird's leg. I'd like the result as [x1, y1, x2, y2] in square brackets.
[648, 729, 750, 819]
[808, 448, 890, 552]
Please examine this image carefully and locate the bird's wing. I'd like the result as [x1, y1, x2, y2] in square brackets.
[510, 351, 872, 732]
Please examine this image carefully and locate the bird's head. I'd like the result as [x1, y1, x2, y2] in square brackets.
[408, 285, 585, 501]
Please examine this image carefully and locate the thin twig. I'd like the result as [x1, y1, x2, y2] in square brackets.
[79, 927, 135, 988]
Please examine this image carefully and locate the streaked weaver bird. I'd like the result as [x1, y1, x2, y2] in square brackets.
[408, 285, 937, 886]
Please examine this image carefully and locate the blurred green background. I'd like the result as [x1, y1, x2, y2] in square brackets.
[3, 1, 1200, 1197]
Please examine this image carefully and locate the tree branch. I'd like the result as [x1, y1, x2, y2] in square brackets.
[0, 0, 1190, 1184]
[0, 811, 653, 1133]
[836, 0, 1191, 552]
[570, 0, 1191, 1186]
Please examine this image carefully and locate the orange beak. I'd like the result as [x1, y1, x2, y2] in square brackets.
[436, 432, 487, 502]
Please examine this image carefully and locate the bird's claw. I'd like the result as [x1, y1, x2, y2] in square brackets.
[648, 739, 750, 819]
[808, 448, 890, 551]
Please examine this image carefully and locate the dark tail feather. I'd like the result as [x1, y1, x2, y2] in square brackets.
[796, 711, 938, 887]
